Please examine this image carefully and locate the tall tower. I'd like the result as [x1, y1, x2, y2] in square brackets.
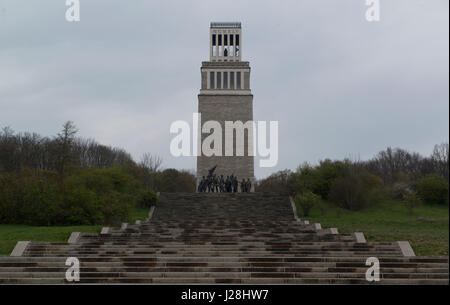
[197, 22, 255, 191]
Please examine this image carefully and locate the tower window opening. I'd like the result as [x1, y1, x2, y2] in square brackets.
[230, 34, 234, 45]
[218, 35, 222, 46]
[223, 72, 228, 89]
[212, 34, 216, 46]
[210, 72, 215, 89]
[224, 34, 228, 46]
[236, 34, 240, 46]
[237, 72, 241, 89]
[217, 72, 222, 89]
[230, 72, 235, 89]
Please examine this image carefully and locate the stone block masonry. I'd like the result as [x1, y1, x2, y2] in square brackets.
[196, 23, 255, 190]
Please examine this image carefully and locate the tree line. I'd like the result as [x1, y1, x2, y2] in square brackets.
[0, 123, 133, 173]
[256, 143, 449, 214]
[1, 121, 447, 224]
[0, 122, 196, 226]
[365, 144, 449, 183]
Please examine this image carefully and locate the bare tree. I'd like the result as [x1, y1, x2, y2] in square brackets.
[431, 143, 449, 180]
[139, 153, 163, 173]
[54, 121, 78, 178]
[138, 153, 163, 190]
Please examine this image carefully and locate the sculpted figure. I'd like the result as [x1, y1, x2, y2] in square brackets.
[240, 178, 246, 192]
[233, 176, 238, 193]
[225, 176, 231, 192]
[219, 175, 225, 192]
[245, 178, 252, 193]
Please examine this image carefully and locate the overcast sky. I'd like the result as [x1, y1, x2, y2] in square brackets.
[0, 0, 448, 178]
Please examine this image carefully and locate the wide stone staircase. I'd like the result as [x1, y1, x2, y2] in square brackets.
[1, 193, 448, 284]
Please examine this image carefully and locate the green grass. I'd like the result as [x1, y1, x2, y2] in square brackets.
[0, 207, 150, 256]
[130, 207, 151, 222]
[296, 199, 449, 256]
[0, 225, 101, 256]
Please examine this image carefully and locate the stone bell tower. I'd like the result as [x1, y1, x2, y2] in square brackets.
[196, 22, 255, 191]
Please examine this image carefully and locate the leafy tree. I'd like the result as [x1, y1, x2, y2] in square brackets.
[417, 174, 449, 205]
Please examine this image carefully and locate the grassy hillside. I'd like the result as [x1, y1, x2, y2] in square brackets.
[0, 207, 149, 256]
[297, 199, 449, 256]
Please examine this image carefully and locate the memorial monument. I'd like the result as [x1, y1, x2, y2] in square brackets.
[196, 22, 255, 192]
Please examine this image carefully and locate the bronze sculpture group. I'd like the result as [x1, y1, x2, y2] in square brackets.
[198, 166, 252, 193]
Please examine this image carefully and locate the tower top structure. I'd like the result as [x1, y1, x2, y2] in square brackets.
[209, 22, 242, 62]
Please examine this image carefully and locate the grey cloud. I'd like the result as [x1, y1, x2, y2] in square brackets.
[0, 0, 448, 178]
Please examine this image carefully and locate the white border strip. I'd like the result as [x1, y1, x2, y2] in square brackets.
[100, 227, 110, 234]
[68, 232, 81, 244]
[354, 232, 367, 243]
[288, 196, 301, 222]
[10, 241, 30, 257]
[329, 228, 339, 234]
[148, 206, 156, 220]
[397, 241, 416, 257]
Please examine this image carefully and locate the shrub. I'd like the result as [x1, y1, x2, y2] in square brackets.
[360, 172, 384, 190]
[361, 172, 386, 204]
[64, 168, 137, 225]
[288, 163, 316, 194]
[329, 173, 366, 211]
[0, 167, 139, 226]
[417, 174, 449, 205]
[138, 190, 158, 208]
[329, 169, 384, 211]
[295, 191, 320, 217]
[156, 169, 196, 192]
[256, 170, 292, 194]
[288, 160, 348, 199]
[67, 167, 141, 196]
[312, 160, 348, 199]
[10, 174, 61, 226]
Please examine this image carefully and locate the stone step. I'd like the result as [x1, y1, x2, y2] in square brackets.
[0, 263, 448, 275]
[25, 248, 402, 253]
[0, 271, 448, 279]
[2, 256, 447, 263]
[0, 277, 447, 285]
[24, 252, 404, 258]
[24, 250, 403, 255]
[80, 236, 355, 240]
[112, 229, 323, 234]
[26, 241, 396, 247]
[25, 243, 400, 249]
[27, 242, 396, 249]
[1, 262, 447, 268]
[63, 244, 381, 249]
[1, 260, 447, 269]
